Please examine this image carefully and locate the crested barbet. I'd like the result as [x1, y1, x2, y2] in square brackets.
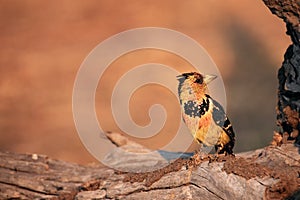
[177, 72, 235, 154]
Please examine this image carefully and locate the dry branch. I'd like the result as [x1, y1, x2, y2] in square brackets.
[0, 132, 299, 200]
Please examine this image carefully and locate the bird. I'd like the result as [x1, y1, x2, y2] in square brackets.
[177, 72, 235, 154]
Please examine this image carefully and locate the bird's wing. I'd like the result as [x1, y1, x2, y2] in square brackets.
[206, 95, 235, 143]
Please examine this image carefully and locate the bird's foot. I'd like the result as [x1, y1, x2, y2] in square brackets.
[208, 153, 235, 163]
[193, 149, 208, 157]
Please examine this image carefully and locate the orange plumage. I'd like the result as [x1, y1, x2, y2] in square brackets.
[177, 72, 235, 154]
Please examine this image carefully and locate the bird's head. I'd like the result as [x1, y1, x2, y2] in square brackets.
[177, 71, 217, 102]
[176, 72, 217, 86]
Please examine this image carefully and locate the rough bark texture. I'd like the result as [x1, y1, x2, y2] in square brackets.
[262, 0, 300, 144]
[0, 132, 299, 200]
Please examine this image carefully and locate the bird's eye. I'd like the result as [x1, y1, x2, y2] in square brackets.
[195, 78, 203, 84]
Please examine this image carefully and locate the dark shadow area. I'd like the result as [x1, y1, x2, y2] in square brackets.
[223, 20, 278, 152]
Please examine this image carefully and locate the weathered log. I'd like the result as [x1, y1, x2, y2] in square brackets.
[0, 132, 299, 200]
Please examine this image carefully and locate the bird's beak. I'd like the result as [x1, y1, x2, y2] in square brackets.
[203, 74, 217, 84]
[176, 75, 185, 81]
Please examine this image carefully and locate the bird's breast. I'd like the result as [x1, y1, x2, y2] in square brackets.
[181, 98, 222, 146]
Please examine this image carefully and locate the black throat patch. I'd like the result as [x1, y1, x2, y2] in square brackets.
[183, 97, 210, 118]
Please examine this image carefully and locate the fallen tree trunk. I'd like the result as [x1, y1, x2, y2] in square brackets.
[0, 132, 299, 200]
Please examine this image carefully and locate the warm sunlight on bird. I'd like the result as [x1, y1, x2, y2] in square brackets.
[177, 72, 235, 154]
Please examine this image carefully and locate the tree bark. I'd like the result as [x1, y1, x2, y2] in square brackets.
[262, 0, 300, 145]
[0, 132, 299, 200]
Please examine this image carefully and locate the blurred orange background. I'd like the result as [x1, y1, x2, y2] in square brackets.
[0, 1, 290, 164]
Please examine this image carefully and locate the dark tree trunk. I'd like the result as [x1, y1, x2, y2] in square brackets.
[262, 0, 300, 145]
